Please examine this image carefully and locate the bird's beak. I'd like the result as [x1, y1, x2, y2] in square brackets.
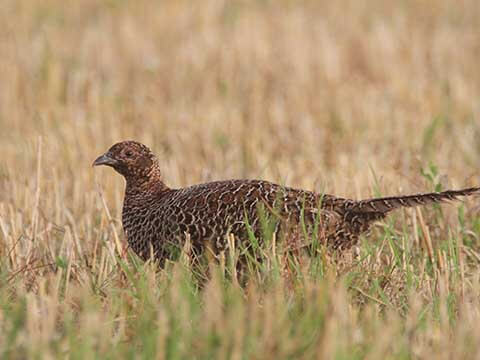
[92, 153, 118, 167]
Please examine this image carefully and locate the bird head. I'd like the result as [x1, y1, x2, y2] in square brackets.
[93, 141, 159, 181]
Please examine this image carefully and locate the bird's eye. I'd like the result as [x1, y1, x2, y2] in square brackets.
[125, 150, 133, 158]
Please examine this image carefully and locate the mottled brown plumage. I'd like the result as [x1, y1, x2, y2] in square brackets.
[93, 141, 480, 264]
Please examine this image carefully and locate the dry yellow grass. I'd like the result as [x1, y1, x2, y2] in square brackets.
[1, 0, 480, 358]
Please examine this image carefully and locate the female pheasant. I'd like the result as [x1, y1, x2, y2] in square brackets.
[93, 141, 479, 264]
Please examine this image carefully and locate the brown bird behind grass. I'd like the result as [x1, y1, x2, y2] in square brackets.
[93, 141, 479, 265]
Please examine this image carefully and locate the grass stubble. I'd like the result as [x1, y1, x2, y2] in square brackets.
[1, 0, 480, 358]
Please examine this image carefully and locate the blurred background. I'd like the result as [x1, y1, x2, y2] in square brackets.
[1, 0, 479, 217]
[2, 2, 480, 357]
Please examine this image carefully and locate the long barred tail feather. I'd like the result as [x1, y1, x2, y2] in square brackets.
[348, 187, 480, 214]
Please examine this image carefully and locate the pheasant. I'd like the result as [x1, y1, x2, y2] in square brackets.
[93, 141, 479, 264]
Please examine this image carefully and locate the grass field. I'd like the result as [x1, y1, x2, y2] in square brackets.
[1, 0, 480, 358]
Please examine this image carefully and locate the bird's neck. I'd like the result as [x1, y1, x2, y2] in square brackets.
[124, 167, 170, 204]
